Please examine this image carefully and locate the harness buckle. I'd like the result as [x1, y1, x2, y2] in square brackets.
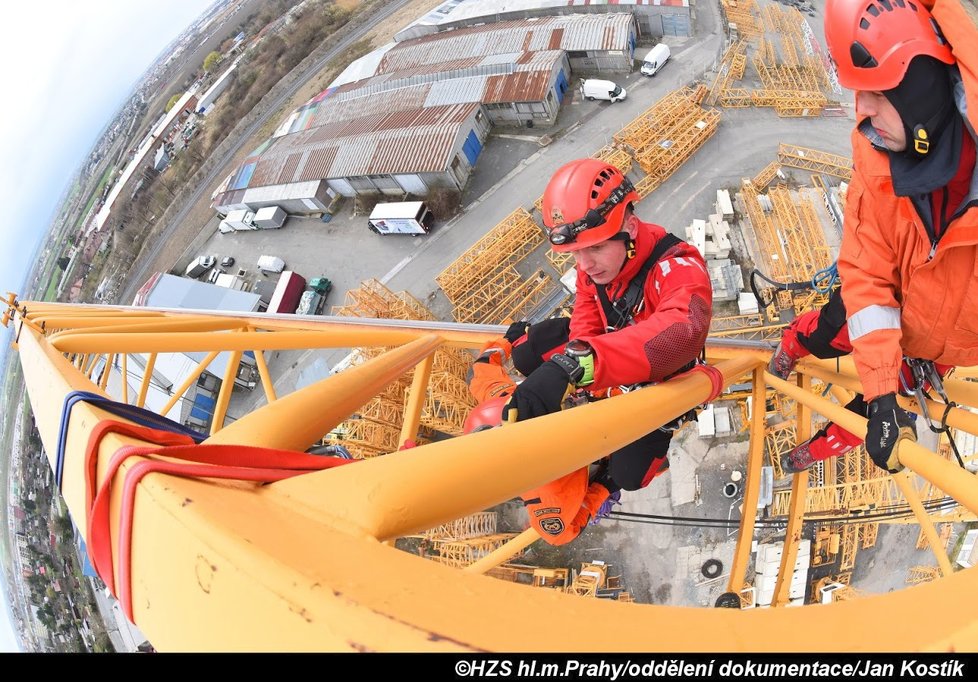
[901, 357, 951, 433]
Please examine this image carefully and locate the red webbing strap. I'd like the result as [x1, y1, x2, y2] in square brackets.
[83, 420, 355, 622]
[672, 362, 726, 404]
[84, 421, 195, 514]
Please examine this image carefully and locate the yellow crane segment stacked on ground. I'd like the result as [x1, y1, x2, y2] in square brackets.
[712, 4, 832, 116]
[436, 207, 553, 325]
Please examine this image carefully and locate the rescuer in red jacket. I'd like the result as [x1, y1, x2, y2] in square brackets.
[504, 159, 713, 498]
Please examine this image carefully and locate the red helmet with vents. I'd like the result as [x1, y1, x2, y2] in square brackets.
[463, 396, 510, 434]
[542, 159, 638, 253]
[825, 0, 953, 91]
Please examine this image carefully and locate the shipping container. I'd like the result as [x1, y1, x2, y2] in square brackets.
[267, 271, 307, 314]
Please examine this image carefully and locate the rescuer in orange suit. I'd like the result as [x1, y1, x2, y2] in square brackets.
[770, 0, 978, 475]
[464, 318, 628, 546]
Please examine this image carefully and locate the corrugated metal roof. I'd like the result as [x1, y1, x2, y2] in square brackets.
[370, 128, 458, 175]
[249, 156, 281, 187]
[294, 51, 562, 129]
[245, 103, 480, 183]
[341, 62, 513, 100]
[425, 77, 491, 106]
[410, 0, 688, 29]
[307, 86, 433, 129]
[278, 152, 302, 185]
[299, 147, 339, 182]
[381, 14, 633, 73]
[483, 70, 553, 103]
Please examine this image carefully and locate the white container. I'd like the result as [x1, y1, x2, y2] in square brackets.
[254, 206, 287, 229]
[367, 201, 433, 235]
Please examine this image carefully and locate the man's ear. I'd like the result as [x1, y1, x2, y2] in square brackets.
[624, 210, 639, 239]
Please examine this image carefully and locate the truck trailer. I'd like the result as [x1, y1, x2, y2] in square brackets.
[267, 271, 306, 314]
[219, 209, 258, 232]
[254, 206, 288, 229]
[367, 201, 433, 235]
[185, 255, 215, 279]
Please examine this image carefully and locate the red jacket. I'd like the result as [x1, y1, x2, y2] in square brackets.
[570, 217, 713, 389]
[838, 0, 978, 400]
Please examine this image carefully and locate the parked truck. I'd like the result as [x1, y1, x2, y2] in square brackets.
[219, 209, 258, 232]
[254, 206, 288, 229]
[296, 290, 326, 316]
[185, 255, 216, 279]
[267, 271, 306, 314]
[367, 201, 433, 235]
[295, 276, 332, 315]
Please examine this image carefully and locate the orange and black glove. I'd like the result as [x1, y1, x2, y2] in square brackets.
[865, 393, 916, 473]
[503, 320, 530, 344]
[505, 357, 577, 421]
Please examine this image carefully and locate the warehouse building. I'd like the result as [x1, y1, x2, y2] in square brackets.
[213, 13, 636, 211]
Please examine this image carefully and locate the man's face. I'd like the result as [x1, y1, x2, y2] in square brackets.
[856, 90, 907, 152]
[571, 218, 636, 284]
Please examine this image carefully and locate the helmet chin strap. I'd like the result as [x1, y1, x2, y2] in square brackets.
[609, 232, 636, 261]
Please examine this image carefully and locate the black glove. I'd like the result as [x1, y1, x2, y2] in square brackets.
[865, 392, 916, 473]
[505, 360, 573, 421]
[504, 320, 530, 344]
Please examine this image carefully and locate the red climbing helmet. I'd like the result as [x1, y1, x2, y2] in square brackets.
[542, 159, 638, 253]
[463, 396, 510, 434]
[824, 0, 953, 91]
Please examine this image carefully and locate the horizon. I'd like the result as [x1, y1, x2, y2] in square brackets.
[0, 0, 223, 653]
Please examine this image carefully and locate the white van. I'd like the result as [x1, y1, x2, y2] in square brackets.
[257, 255, 286, 274]
[367, 201, 433, 235]
[641, 43, 671, 77]
[580, 79, 627, 103]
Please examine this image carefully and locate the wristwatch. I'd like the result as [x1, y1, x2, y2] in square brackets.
[556, 339, 595, 387]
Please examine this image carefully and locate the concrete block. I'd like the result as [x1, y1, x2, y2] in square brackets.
[716, 189, 734, 217]
[738, 292, 758, 315]
[697, 404, 716, 438]
[714, 406, 732, 435]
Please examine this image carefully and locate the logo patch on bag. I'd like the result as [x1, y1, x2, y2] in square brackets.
[540, 517, 564, 536]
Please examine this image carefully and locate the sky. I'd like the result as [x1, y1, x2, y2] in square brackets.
[0, 0, 217, 653]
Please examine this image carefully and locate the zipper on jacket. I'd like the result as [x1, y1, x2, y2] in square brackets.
[910, 193, 940, 260]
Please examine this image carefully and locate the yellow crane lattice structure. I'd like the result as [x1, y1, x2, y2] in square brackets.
[613, 86, 706, 153]
[633, 108, 721, 197]
[436, 208, 544, 304]
[751, 161, 781, 191]
[591, 144, 633, 176]
[8, 294, 978, 651]
[413, 512, 498, 541]
[708, 40, 750, 106]
[778, 143, 852, 181]
[719, 0, 762, 37]
[429, 534, 523, 568]
[907, 566, 942, 585]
